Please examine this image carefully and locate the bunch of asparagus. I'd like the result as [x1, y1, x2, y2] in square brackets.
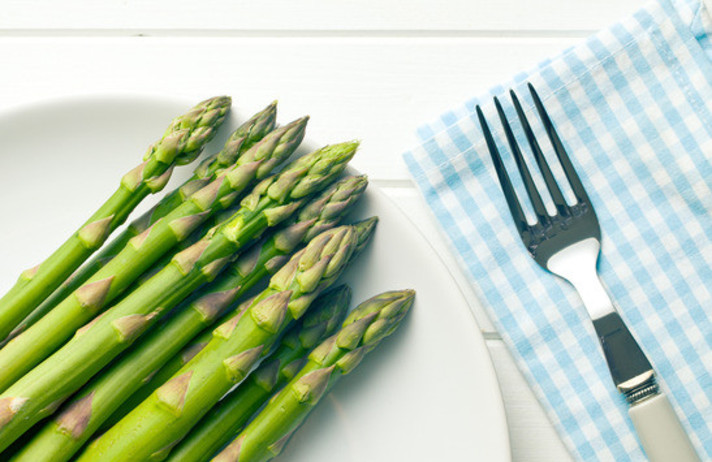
[0, 97, 414, 462]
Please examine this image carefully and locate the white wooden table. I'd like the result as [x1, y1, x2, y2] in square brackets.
[0, 1, 648, 459]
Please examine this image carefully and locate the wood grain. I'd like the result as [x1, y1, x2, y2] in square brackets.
[0, 0, 643, 33]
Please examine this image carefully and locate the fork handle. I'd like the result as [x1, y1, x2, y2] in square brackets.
[629, 392, 700, 462]
[592, 312, 699, 460]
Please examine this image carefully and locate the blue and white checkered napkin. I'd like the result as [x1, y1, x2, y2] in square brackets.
[403, 0, 712, 460]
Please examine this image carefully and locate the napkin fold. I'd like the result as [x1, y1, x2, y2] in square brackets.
[403, 0, 712, 460]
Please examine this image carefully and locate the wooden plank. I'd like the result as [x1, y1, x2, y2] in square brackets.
[0, 36, 583, 180]
[0, 0, 644, 32]
[486, 340, 574, 462]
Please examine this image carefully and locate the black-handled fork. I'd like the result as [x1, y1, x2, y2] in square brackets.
[476, 84, 699, 462]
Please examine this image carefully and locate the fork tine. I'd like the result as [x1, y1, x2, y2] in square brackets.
[510, 90, 569, 216]
[494, 97, 549, 223]
[476, 105, 529, 234]
[528, 83, 591, 205]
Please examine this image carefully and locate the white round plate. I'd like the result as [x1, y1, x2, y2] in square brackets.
[0, 95, 510, 461]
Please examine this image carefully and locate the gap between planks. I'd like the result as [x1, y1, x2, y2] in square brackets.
[0, 28, 594, 38]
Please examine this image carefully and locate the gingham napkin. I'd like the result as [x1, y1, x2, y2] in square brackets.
[403, 0, 712, 460]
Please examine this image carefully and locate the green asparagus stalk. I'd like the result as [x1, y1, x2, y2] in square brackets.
[78, 223, 362, 461]
[130, 169, 369, 299]
[10, 178, 369, 462]
[0, 117, 308, 392]
[212, 289, 415, 462]
[0, 141, 357, 452]
[102, 217, 377, 434]
[136, 101, 278, 232]
[100, 180, 373, 434]
[137, 217, 378, 395]
[102, 207, 231, 301]
[124, 202, 243, 294]
[4, 102, 278, 345]
[115, 213, 376, 435]
[167, 286, 351, 462]
[0, 97, 231, 342]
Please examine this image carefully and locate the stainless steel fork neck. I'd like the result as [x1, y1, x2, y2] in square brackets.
[546, 238, 615, 320]
[546, 238, 657, 402]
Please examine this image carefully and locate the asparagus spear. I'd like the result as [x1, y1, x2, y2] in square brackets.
[0, 97, 231, 341]
[212, 289, 415, 462]
[103, 216, 377, 433]
[123, 202, 243, 293]
[136, 101, 278, 233]
[100, 181, 373, 434]
[5, 103, 278, 344]
[167, 286, 351, 462]
[118, 207, 235, 302]
[78, 224, 362, 461]
[0, 117, 308, 392]
[0, 142, 357, 451]
[129, 218, 377, 402]
[10, 178, 369, 462]
[4, 109, 286, 349]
